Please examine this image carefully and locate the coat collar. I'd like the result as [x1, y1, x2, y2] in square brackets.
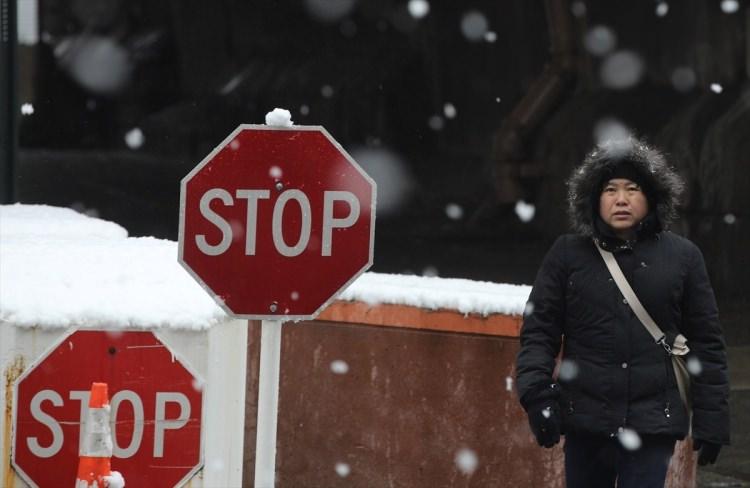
[593, 212, 660, 252]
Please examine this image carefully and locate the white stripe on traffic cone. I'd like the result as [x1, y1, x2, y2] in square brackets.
[75, 382, 124, 488]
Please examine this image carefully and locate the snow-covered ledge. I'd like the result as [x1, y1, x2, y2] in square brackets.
[324, 272, 531, 337]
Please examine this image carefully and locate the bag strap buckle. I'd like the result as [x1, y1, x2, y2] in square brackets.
[657, 336, 672, 354]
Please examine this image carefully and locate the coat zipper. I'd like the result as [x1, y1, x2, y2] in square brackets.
[663, 354, 672, 419]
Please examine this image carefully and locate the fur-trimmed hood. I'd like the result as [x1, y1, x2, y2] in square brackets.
[567, 137, 685, 237]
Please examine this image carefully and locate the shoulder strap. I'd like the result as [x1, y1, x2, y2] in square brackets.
[594, 240, 666, 344]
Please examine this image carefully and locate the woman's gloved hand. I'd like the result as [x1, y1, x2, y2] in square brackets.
[693, 439, 722, 465]
[523, 383, 561, 448]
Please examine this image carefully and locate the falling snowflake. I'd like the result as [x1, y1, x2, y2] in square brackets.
[443, 103, 457, 119]
[710, 83, 723, 94]
[460, 10, 489, 42]
[687, 356, 703, 375]
[600, 50, 645, 90]
[558, 359, 580, 381]
[21, 103, 34, 115]
[514, 200, 536, 222]
[720, 0, 739, 13]
[124, 128, 145, 149]
[335, 462, 351, 477]
[348, 146, 412, 216]
[618, 428, 642, 451]
[455, 448, 478, 475]
[407, 0, 430, 19]
[208, 457, 226, 473]
[584, 25, 617, 57]
[428, 115, 445, 131]
[330, 360, 350, 375]
[445, 203, 464, 220]
[594, 118, 632, 147]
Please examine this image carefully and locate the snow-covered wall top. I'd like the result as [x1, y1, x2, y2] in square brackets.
[0, 204, 530, 329]
[340, 273, 530, 318]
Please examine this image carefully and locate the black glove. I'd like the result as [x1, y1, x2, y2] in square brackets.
[693, 439, 722, 466]
[524, 384, 561, 448]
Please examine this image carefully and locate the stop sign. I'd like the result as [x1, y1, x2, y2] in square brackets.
[13, 330, 203, 488]
[178, 125, 376, 320]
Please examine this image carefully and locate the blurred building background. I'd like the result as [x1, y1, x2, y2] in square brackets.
[1, 1, 749, 482]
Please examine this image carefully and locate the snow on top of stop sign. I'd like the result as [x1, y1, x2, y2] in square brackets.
[265, 108, 294, 127]
[0, 204, 529, 329]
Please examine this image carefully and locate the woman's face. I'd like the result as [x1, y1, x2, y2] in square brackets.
[599, 178, 649, 239]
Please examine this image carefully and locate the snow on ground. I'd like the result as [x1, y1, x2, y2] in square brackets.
[0, 204, 530, 329]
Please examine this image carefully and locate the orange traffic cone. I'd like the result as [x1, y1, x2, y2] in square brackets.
[76, 382, 114, 488]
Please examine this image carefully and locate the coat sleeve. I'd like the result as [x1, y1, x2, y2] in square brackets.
[515, 235, 567, 410]
[681, 242, 730, 445]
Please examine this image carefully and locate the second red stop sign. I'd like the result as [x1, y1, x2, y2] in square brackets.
[179, 125, 376, 320]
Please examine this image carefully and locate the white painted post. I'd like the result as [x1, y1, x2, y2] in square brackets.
[254, 320, 283, 488]
[202, 319, 249, 487]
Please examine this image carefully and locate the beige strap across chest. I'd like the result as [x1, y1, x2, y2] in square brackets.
[594, 241, 666, 343]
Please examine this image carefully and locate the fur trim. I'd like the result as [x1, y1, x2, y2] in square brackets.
[567, 137, 685, 237]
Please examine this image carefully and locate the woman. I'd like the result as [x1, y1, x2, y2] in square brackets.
[515, 138, 730, 487]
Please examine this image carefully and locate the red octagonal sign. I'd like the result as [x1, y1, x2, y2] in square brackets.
[13, 330, 203, 488]
[179, 125, 376, 320]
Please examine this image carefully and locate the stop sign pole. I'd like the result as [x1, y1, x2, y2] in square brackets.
[178, 124, 376, 487]
[255, 320, 282, 487]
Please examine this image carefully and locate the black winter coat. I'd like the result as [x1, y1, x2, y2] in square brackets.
[516, 231, 730, 445]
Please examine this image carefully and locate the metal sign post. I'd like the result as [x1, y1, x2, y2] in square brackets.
[254, 320, 283, 488]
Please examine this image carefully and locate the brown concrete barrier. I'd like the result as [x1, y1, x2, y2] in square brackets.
[243, 300, 696, 487]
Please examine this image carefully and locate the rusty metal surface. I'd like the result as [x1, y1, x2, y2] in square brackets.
[267, 320, 563, 487]
[3, 356, 25, 488]
[317, 301, 523, 338]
